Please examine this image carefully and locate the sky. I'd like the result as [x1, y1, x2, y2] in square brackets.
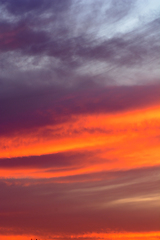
[0, 0, 160, 239]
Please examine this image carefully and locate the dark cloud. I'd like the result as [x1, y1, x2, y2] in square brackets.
[0, 150, 93, 169]
[0, 83, 160, 135]
[0, 0, 71, 15]
[0, 26, 49, 54]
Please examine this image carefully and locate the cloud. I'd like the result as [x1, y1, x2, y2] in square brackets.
[0, 16, 159, 64]
[0, 0, 159, 78]
[0, 1, 160, 237]
[0, 22, 49, 53]
[0, 150, 93, 169]
[0, 166, 159, 236]
[0, 82, 160, 135]
[0, 0, 71, 15]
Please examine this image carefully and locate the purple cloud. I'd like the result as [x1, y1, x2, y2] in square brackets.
[0, 166, 159, 236]
[0, 83, 160, 135]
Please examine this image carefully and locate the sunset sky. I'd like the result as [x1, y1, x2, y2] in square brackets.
[0, 0, 160, 239]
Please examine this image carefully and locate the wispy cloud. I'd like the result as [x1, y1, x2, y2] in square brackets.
[0, 0, 160, 239]
[0, 166, 159, 237]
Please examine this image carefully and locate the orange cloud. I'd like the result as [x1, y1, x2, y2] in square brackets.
[1, 231, 160, 240]
[0, 104, 160, 178]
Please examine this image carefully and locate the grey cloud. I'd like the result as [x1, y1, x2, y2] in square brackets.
[0, 0, 71, 15]
[0, 0, 159, 92]
[76, 19, 160, 67]
[108, 0, 135, 20]
[0, 0, 159, 66]
[1, 19, 159, 65]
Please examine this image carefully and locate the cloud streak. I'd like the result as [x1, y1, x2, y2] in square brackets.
[0, 166, 159, 237]
[0, 0, 160, 239]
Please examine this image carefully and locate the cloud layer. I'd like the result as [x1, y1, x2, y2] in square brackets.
[0, 0, 160, 239]
[0, 166, 159, 237]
